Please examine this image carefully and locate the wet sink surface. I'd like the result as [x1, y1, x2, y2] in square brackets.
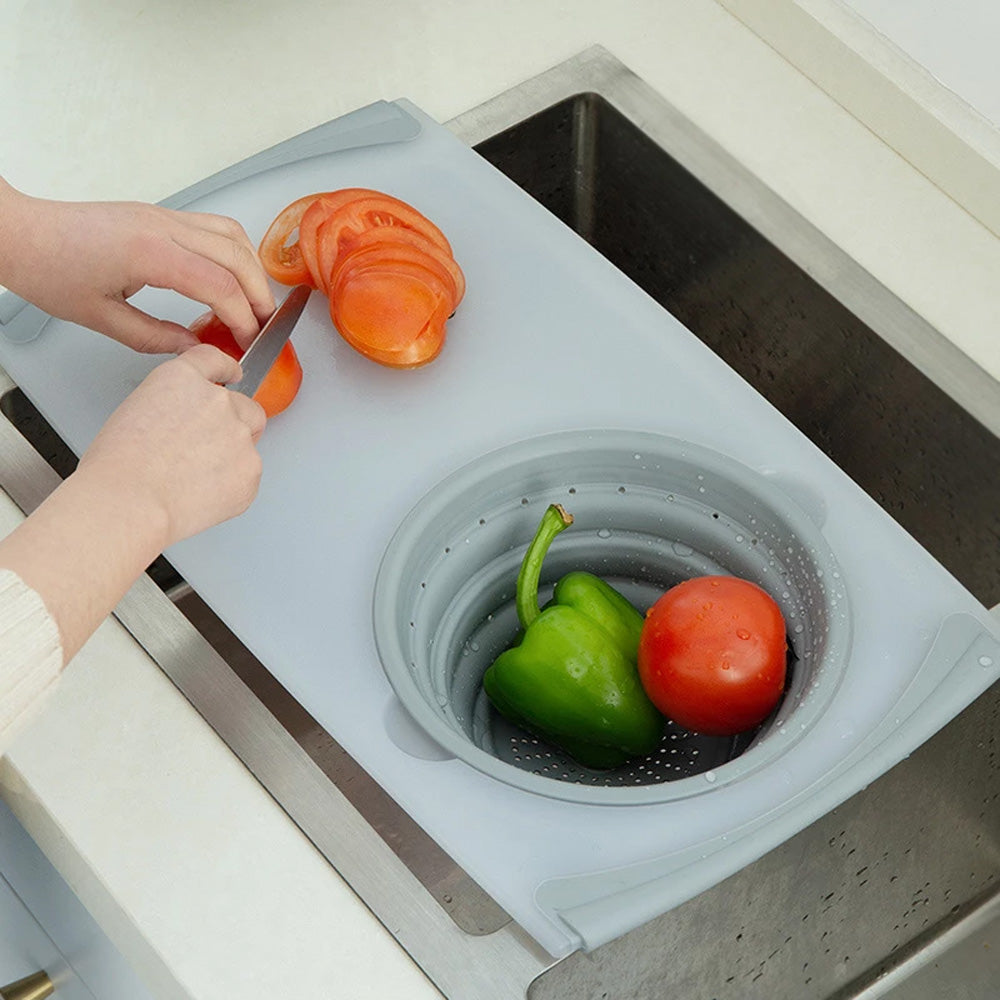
[2, 48, 999, 1000]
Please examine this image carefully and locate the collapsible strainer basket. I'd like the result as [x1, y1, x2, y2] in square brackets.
[373, 429, 851, 804]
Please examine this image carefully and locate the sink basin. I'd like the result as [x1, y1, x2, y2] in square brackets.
[1, 46, 998, 1000]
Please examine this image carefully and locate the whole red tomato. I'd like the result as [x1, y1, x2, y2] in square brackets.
[637, 575, 787, 736]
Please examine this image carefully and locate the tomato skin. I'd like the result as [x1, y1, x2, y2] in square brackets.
[258, 194, 318, 287]
[190, 312, 302, 418]
[298, 189, 376, 290]
[637, 576, 787, 736]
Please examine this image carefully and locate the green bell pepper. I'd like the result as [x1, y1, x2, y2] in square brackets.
[482, 504, 663, 769]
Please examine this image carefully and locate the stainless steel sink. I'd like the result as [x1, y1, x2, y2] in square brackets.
[2, 46, 999, 1000]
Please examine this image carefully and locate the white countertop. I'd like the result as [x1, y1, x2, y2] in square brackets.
[2, 2, 999, 997]
[718, 0, 1000, 245]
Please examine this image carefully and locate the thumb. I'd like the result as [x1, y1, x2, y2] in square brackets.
[175, 343, 243, 385]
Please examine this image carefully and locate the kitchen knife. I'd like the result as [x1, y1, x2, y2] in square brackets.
[227, 284, 311, 397]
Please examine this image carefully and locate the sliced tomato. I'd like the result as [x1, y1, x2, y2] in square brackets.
[335, 227, 465, 306]
[332, 240, 459, 310]
[320, 193, 453, 257]
[297, 189, 377, 290]
[258, 194, 319, 286]
[258, 188, 464, 370]
[330, 291, 448, 369]
[190, 312, 303, 418]
[331, 260, 451, 353]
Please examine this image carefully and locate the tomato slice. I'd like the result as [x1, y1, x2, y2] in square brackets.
[190, 312, 303, 418]
[297, 189, 377, 290]
[332, 261, 450, 353]
[330, 291, 448, 369]
[258, 194, 319, 286]
[332, 240, 459, 310]
[321, 193, 453, 257]
[336, 227, 465, 306]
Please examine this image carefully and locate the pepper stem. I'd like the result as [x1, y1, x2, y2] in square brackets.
[515, 503, 574, 630]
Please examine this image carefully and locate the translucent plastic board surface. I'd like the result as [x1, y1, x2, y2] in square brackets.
[1, 101, 997, 956]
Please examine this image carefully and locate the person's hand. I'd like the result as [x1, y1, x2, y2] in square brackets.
[0, 345, 267, 662]
[76, 344, 267, 548]
[0, 178, 275, 354]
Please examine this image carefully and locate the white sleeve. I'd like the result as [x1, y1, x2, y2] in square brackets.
[0, 568, 63, 756]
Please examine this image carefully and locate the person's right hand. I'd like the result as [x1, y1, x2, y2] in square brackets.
[0, 344, 267, 664]
[76, 344, 267, 548]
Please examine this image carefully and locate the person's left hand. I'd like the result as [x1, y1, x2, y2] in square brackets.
[0, 179, 275, 353]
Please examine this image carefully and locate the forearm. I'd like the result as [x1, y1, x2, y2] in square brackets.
[0, 465, 169, 664]
[0, 177, 37, 292]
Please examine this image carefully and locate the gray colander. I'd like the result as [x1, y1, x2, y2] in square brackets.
[373, 429, 851, 805]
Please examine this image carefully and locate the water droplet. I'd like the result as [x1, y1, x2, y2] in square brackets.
[735, 534, 744, 543]
[436, 694, 448, 707]
[736, 629, 751, 640]
[673, 542, 694, 556]
[469, 641, 480, 652]
[979, 655, 994, 668]
[704, 770, 717, 783]
[597, 528, 612, 539]
[634, 453, 642, 460]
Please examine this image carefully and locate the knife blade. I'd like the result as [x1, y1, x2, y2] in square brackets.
[227, 284, 311, 397]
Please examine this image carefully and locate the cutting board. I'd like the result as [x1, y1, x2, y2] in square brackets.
[1, 100, 998, 956]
